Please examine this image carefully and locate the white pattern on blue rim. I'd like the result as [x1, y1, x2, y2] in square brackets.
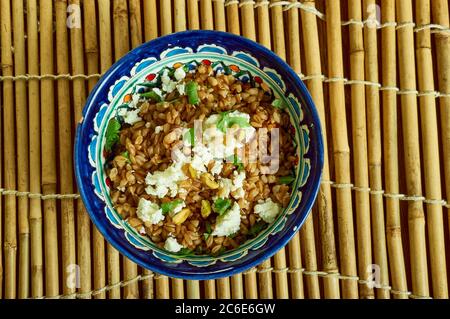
[75, 30, 324, 280]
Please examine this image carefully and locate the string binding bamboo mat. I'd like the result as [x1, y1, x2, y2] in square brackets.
[0, 0, 450, 299]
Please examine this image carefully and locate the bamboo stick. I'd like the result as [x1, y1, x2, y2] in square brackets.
[26, 0, 43, 298]
[0, 29, 2, 299]
[204, 280, 216, 299]
[301, 0, 340, 299]
[256, 0, 271, 47]
[143, 0, 158, 41]
[187, 0, 200, 30]
[84, 0, 106, 299]
[287, 0, 319, 300]
[396, 0, 429, 298]
[201, 0, 214, 30]
[217, 278, 231, 299]
[226, 1, 240, 35]
[69, 0, 92, 299]
[0, 67, 2, 299]
[172, 279, 184, 299]
[380, 0, 408, 299]
[1, 0, 17, 299]
[174, 0, 187, 32]
[155, 275, 170, 299]
[270, 0, 289, 299]
[113, 0, 139, 299]
[40, 0, 60, 297]
[12, 0, 29, 299]
[362, 0, 390, 299]
[231, 275, 244, 298]
[128, 1, 157, 300]
[141, 269, 154, 299]
[348, 0, 374, 299]
[431, 0, 450, 275]
[99, 0, 121, 299]
[129, 0, 143, 48]
[255, 8, 274, 300]
[160, 0, 173, 35]
[325, 0, 359, 298]
[241, 1, 256, 40]
[213, 0, 226, 31]
[415, 0, 448, 298]
[55, 0, 77, 298]
[186, 281, 200, 299]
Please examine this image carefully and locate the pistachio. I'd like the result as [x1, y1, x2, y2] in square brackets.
[172, 208, 192, 225]
[201, 200, 212, 218]
[201, 173, 219, 189]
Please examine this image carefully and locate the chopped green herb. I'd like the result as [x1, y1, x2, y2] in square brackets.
[213, 198, 232, 216]
[137, 81, 160, 88]
[217, 247, 227, 255]
[279, 176, 295, 185]
[248, 220, 267, 237]
[140, 90, 162, 102]
[203, 221, 213, 240]
[227, 154, 244, 171]
[271, 98, 284, 109]
[227, 231, 238, 239]
[105, 118, 121, 152]
[186, 81, 199, 105]
[122, 151, 131, 163]
[183, 127, 195, 146]
[161, 199, 183, 215]
[216, 111, 251, 132]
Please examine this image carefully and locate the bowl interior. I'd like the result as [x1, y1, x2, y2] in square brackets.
[75, 30, 323, 279]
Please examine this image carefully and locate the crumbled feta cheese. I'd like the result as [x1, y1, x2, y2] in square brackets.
[155, 125, 164, 134]
[164, 236, 184, 253]
[254, 198, 281, 223]
[231, 187, 245, 199]
[162, 81, 177, 93]
[212, 202, 241, 237]
[174, 67, 186, 81]
[218, 178, 232, 198]
[139, 226, 146, 235]
[136, 198, 164, 224]
[176, 83, 185, 95]
[161, 69, 171, 84]
[210, 160, 223, 175]
[145, 162, 187, 198]
[123, 108, 142, 125]
[190, 144, 214, 173]
[168, 200, 186, 217]
[145, 122, 151, 128]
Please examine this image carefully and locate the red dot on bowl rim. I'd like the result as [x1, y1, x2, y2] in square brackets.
[254, 76, 262, 84]
[201, 59, 211, 66]
[146, 73, 156, 81]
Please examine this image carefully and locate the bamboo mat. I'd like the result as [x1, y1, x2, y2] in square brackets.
[0, 0, 449, 300]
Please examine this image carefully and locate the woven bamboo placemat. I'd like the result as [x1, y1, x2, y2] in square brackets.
[0, 0, 450, 299]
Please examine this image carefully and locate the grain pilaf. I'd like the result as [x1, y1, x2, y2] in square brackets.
[104, 60, 298, 256]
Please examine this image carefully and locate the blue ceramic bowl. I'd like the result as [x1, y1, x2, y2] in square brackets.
[74, 30, 323, 280]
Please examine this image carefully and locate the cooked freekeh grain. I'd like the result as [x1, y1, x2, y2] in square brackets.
[105, 63, 298, 256]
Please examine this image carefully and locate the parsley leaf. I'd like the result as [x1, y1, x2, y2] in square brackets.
[203, 221, 212, 240]
[248, 220, 267, 237]
[279, 176, 295, 185]
[213, 198, 232, 216]
[216, 111, 251, 132]
[271, 98, 284, 109]
[183, 127, 195, 146]
[161, 199, 183, 215]
[122, 151, 130, 163]
[105, 118, 121, 152]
